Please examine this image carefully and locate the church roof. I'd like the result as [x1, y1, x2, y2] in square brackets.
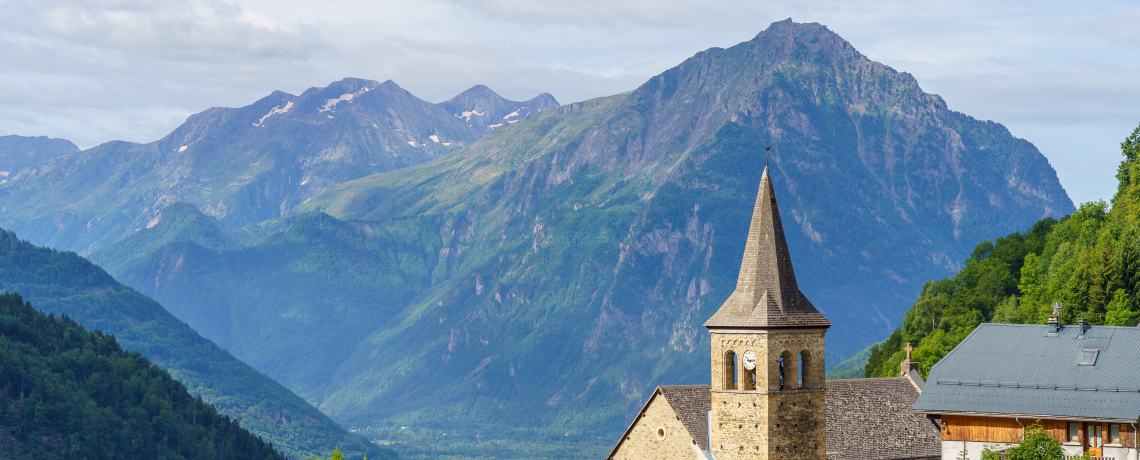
[608, 379, 939, 460]
[659, 385, 712, 450]
[704, 166, 831, 329]
[827, 378, 941, 460]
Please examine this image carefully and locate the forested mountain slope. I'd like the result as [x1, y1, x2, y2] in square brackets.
[0, 229, 393, 460]
[0, 292, 284, 460]
[90, 20, 1074, 458]
[864, 124, 1140, 378]
[0, 79, 551, 255]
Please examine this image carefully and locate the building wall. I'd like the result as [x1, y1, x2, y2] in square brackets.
[940, 441, 1015, 460]
[610, 393, 701, 460]
[709, 329, 826, 460]
[940, 416, 1138, 460]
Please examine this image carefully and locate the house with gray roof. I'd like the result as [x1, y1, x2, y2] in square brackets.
[913, 318, 1140, 460]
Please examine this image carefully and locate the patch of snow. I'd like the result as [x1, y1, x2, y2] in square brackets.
[508, 120, 518, 124]
[318, 86, 374, 113]
[489, 123, 504, 129]
[407, 141, 416, 147]
[503, 108, 521, 119]
[429, 135, 440, 143]
[442, 142, 451, 146]
[328, 115, 333, 118]
[301, 178, 309, 185]
[372, 123, 378, 128]
[456, 110, 484, 122]
[0, 171, 8, 177]
[178, 145, 188, 152]
[253, 101, 294, 127]
[0, 180, 6, 184]
[146, 214, 161, 229]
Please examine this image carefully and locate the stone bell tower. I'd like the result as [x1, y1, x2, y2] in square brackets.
[704, 165, 831, 460]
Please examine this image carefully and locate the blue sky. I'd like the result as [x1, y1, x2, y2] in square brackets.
[0, 0, 1137, 205]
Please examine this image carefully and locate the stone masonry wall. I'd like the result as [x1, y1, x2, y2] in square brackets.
[709, 329, 826, 460]
[610, 392, 701, 460]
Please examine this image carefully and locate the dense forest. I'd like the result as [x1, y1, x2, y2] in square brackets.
[865, 123, 1140, 378]
[0, 228, 394, 460]
[0, 292, 284, 459]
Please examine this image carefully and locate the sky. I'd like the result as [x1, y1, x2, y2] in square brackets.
[0, 0, 1137, 206]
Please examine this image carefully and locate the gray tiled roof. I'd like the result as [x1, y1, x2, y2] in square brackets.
[647, 379, 939, 460]
[914, 323, 1140, 421]
[660, 385, 712, 450]
[827, 378, 941, 460]
[704, 166, 831, 329]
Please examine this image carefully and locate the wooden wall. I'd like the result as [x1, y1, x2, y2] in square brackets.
[941, 415, 1135, 447]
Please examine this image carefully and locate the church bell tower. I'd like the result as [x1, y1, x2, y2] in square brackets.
[704, 165, 830, 460]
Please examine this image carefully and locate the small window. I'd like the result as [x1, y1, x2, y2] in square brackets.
[1069, 422, 1080, 442]
[1079, 350, 1099, 366]
[1111, 424, 1121, 443]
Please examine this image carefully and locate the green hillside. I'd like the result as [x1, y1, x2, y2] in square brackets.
[86, 20, 1077, 459]
[0, 229, 394, 460]
[0, 292, 284, 459]
[865, 123, 1140, 378]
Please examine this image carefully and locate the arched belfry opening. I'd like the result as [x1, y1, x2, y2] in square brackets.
[778, 351, 795, 390]
[799, 350, 812, 388]
[724, 351, 738, 390]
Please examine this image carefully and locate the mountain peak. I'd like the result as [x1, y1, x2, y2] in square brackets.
[437, 85, 559, 135]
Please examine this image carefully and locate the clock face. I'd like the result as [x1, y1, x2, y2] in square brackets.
[742, 351, 756, 370]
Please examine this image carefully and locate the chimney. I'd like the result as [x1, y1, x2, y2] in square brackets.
[1078, 318, 1088, 338]
[1047, 302, 1062, 333]
[900, 342, 920, 377]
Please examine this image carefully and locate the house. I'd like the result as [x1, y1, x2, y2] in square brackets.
[606, 165, 940, 460]
[913, 315, 1140, 460]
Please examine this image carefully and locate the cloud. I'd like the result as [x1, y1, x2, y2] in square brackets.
[1, 0, 325, 63]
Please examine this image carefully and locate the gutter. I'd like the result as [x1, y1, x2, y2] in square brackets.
[913, 410, 1138, 424]
[1015, 418, 1024, 440]
[1132, 422, 1137, 460]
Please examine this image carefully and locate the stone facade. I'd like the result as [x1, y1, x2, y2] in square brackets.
[708, 329, 826, 460]
[610, 392, 704, 460]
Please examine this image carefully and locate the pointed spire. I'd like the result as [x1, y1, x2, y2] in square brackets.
[704, 166, 831, 329]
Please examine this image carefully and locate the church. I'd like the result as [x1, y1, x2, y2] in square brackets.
[606, 166, 941, 460]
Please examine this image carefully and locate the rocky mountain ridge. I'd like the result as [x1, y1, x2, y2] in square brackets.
[0, 80, 555, 254]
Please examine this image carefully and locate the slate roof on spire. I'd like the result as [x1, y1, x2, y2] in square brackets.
[704, 166, 831, 328]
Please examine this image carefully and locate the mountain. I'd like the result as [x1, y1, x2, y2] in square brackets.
[0, 228, 394, 460]
[0, 135, 78, 180]
[0, 292, 285, 460]
[89, 19, 1074, 458]
[437, 85, 559, 135]
[0, 78, 485, 254]
[863, 123, 1140, 379]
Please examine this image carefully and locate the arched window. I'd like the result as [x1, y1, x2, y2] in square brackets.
[779, 351, 794, 391]
[799, 350, 812, 388]
[724, 351, 738, 390]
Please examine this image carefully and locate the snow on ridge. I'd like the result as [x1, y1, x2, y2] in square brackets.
[489, 123, 504, 129]
[253, 101, 294, 127]
[178, 145, 188, 152]
[429, 135, 440, 143]
[503, 108, 521, 119]
[407, 141, 416, 147]
[318, 86, 374, 113]
[455, 110, 484, 122]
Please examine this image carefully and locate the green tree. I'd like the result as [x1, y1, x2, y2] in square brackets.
[981, 422, 1063, 460]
